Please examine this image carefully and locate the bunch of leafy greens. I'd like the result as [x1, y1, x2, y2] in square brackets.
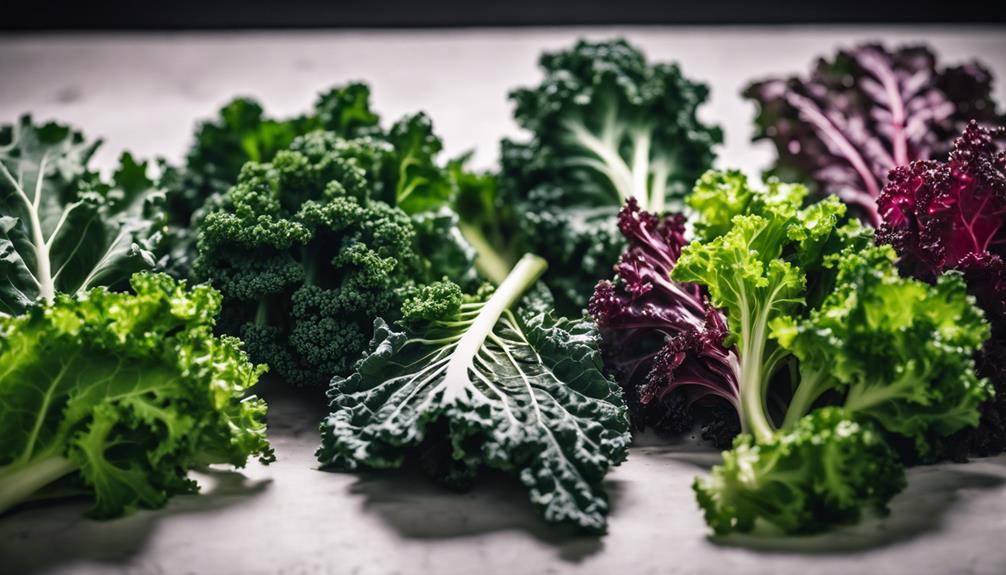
[161, 83, 476, 281]
[1, 116, 165, 315]
[194, 127, 473, 387]
[162, 83, 378, 232]
[0, 272, 273, 518]
[745, 42, 1004, 226]
[877, 121, 1006, 458]
[588, 197, 740, 446]
[618, 170, 989, 534]
[319, 254, 631, 533]
[498, 38, 722, 315]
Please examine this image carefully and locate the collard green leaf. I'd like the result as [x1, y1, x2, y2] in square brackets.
[318, 255, 631, 532]
[0, 116, 165, 315]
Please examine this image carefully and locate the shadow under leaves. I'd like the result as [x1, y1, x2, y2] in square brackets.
[0, 467, 271, 574]
[343, 465, 623, 563]
[709, 459, 1006, 554]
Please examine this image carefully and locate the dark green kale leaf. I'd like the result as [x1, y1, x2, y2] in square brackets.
[319, 255, 631, 532]
[1, 116, 165, 315]
[499, 38, 722, 314]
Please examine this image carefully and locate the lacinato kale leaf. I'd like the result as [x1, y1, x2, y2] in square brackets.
[500, 38, 722, 314]
[319, 255, 631, 533]
[0, 116, 165, 315]
[0, 272, 272, 518]
[745, 42, 1003, 225]
[877, 121, 1006, 457]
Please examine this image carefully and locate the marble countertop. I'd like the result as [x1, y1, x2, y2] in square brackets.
[1, 26, 1005, 575]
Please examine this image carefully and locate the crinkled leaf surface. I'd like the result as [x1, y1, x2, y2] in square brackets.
[0, 272, 272, 518]
[500, 38, 721, 314]
[319, 256, 630, 532]
[0, 116, 164, 315]
[746, 42, 1004, 225]
[588, 198, 740, 443]
[695, 408, 905, 535]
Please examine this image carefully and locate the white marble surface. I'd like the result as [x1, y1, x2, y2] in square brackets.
[1, 27, 1006, 575]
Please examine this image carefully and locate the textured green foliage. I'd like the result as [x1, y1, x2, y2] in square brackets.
[680, 171, 990, 535]
[195, 132, 429, 386]
[0, 116, 165, 314]
[0, 272, 272, 518]
[160, 83, 383, 275]
[672, 171, 854, 441]
[695, 408, 905, 535]
[319, 255, 631, 532]
[163, 83, 380, 231]
[162, 84, 477, 285]
[500, 38, 722, 314]
[773, 245, 991, 454]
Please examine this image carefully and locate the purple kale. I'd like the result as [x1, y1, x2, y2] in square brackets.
[589, 199, 740, 445]
[746, 43, 1003, 226]
[877, 121, 1006, 457]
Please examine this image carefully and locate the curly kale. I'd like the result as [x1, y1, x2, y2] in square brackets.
[672, 171, 990, 534]
[0, 272, 272, 518]
[159, 86, 375, 275]
[745, 42, 1003, 225]
[499, 38, 722, 315]
[877, 121, 1006, 457]
[194, 132, 430, 386]
[588, 197, 740, 447]
[695, 408, 905, 535]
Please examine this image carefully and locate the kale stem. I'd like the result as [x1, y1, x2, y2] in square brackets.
[782, 369, 830, 430]
[459, 222, 513, 285]
[738, 304, 776, 442]
[441, 254, 547, 401]
[0, 455, 77, 515]
[255, 298, 269, 326]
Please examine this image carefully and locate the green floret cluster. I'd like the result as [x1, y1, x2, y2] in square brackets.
[194, 132, 427, 386]
[695, 407, 905, 535]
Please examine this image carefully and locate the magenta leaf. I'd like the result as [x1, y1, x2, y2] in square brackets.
[877, 121, 1006, 457]
[588, 199, 740, 443]
[746, 43, 1003, 225]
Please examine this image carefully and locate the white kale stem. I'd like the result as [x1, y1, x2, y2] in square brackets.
[441, 254, 547, 402]
[0, 455, 77, 515]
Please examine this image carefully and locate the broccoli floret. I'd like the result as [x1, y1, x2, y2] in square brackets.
[194, 131, 426, 386]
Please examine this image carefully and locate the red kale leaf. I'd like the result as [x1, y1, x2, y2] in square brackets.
[588, 199, 739, 444]
[746, 43, 1003, 226]
[877, 121, 1006, 457]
